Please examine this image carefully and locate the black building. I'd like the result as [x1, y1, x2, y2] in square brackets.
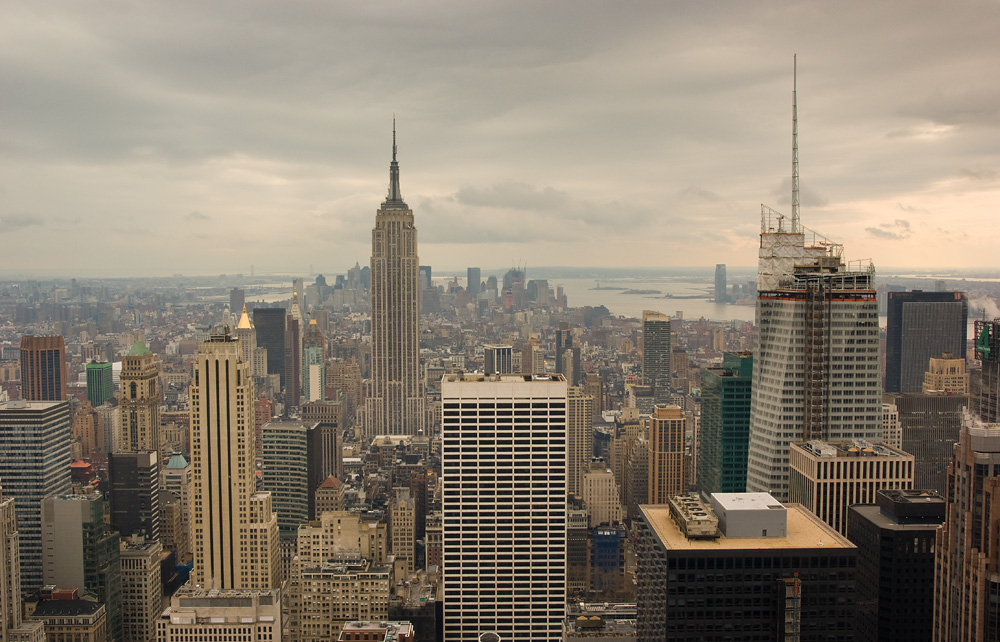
[847, 489, 945, 642]
[107, 451, 160, 541]
[636, 498, 857, 642]
[886, 392, 967, 492]
[253, 307, 287, 386]
[885, 291, 967, 393]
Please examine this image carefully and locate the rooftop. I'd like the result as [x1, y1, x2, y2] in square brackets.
[712, 492, 785, 512]
[126, 340, 152, 357]
[31, 599, 105, 618]
[642, 503, 852, 551]
[793, 439, 910, 459]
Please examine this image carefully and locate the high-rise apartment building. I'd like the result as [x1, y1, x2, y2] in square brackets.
[108, 451, 160, 541]
[86, 361, 114, 408]
[364, 127, 424, 436]
[253, 308, 286, 387]
[441, 373, 567, 642]
[302, 320, 325, 403]
[648, 405, 686, 503]
[19, 335, 67, 401]
[581, 460, 622, 528]
[0, 399, 71, 590]
[933, 409, 1000, 641]
[566, 386, 594, 495]
[260, 420, 309, 536]
[641, 311, 671, 405]
[189, 327, 280, 590]
[885, 291, 967, 393]
[847, 489, 944, 642]
[41, 490, 123, 642]
[789, 440, 914, 535]
[119, 341, 162, 453]
[698, 352, 752, 497]
[390, 487, 415, 574]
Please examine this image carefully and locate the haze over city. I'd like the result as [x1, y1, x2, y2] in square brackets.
[2, 1, 999, 277]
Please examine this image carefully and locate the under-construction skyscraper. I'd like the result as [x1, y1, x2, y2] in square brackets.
[746, 57, 882, 501]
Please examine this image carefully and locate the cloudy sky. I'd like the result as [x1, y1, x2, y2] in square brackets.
[2, 1, 999, 277]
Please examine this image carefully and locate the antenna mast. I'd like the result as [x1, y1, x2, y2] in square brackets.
[791, 54, 800, 233]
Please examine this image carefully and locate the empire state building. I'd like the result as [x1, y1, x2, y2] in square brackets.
[364, 125, 425, 436]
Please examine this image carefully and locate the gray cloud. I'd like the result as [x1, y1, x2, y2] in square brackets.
[2, 214, 44, 228]
[959, 167, 999, 181]
[866, 219, 911, 241]
[187, 211, 209, 221]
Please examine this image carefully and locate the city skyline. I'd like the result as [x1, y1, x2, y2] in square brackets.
[2, 2, 999, 276]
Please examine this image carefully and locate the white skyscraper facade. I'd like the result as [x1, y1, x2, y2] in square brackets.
[441, 373, 567, 642]
[746, 62, 881, 501]
[364, 126, 424, 436]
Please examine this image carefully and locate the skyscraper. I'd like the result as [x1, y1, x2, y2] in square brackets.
[566, 386, 594, 495]
[641, 311, 671, 405]
[647, 405, 686, 503]
[253, 308, 286, 387]
[189, 326, 280, 590]
[714, 263, 728, 303]
[441, 373, 567, 642]
[85, 361, 113, 408]
[933, 410, 1000, 641]
[365, 125, 424, 436]
[467, 267, 481, 298]
[885, 290, 967, 393]
[746, 60, 881, 501]
[0, 399, 71, 590]
[108, 451, 160, 541]
[234, 306, 267, 378]
[483, 345, 513, 376]
[973, 318, 1000, 423]
[119, 341, 161, 453]
[285, 291, 302, 408]
[229, 288, 245, 318]
[302, 320, 325, 403]
[19, 335, 67, 401]
[698, 351, 753, 496]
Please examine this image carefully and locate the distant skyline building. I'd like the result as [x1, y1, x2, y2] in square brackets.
[885, 290, 967, 393]
[0, 399, 71, 590]
[714, 263, 728, 303]
[190, 327, 280, 590]
[229, 288, 244, 317]
[302, 320, 325, 403]
[441, 373, 567, 642]
[85, 361, 113, 408]
[285, 291, 302, 408]
[641, 311, 671, 405]
[364, 126, 425, 436]
[253, 307, 286, 387]
[19, 335, 67, 401]
[467, 267, 481, 298]
[234, 306, 267, 378]
[119, 340, 161, 453]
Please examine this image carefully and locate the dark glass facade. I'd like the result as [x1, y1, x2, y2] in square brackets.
[885, 291, 967, 393]
[253, 307, 286, 386]
[698, 352, 752, 496]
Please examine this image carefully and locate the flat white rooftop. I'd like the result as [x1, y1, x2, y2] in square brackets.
[712, 492, 785, 512]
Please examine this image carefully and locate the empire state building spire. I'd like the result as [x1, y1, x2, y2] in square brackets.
[383, 118, 407, 209]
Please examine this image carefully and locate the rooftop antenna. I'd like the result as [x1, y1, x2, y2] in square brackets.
[791, 54, 800, 233]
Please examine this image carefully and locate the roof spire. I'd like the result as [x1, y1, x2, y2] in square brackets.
[791, 54, 800, 233]
[383, 116, 407, 209]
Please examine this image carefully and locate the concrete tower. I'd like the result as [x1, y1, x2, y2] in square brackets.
[365, 124, 424, 436]
[19, 335, 67, 402]
[441, 373, 567, 642]
[189, 326, 280, 590]
[120, 340, 162, 453]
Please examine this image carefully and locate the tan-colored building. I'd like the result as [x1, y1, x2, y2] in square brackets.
[648, 405, 686, 504]
[1, 481, 45, 642]
[567, 387, 594, 495]
[190, 328, 280, 590]
[156, 586, 281, 642]
[295, 511, 387, 566]
[390, 488, 415, 575]
[295, 559, 391, 642]
[161, 453, 192, 562]
[120, 537, 162, 642]
[581, 461, 622, 528]
[584, 373, 604, 418]
[120, 340, 162, 453]
[338, 621, 414, 642]
[234, 306, 268, 378]
[789, 440, 914, 535]
[923, 354, 969, 394]
[314, 476, 345, 517]
[424, 512, 442, 571]
[882, 403, 902, 449]
[31, 600, 106, 642]
[159, 492, 189, 561]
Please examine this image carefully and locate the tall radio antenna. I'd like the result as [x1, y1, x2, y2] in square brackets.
[791, 54, 800, 233]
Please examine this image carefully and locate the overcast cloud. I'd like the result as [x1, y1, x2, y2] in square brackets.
[1, 1, 999, 276]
